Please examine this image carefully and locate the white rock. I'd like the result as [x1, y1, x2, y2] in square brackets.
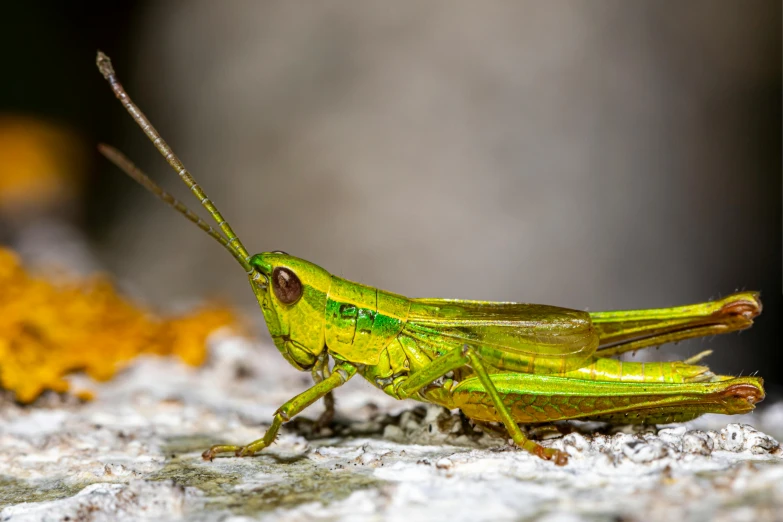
[682, 430, 714, 455]
[1, 336, 781, 522]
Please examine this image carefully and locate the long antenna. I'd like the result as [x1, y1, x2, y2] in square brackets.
[95, 51, 252, 265]
[98, 144, 254, 273]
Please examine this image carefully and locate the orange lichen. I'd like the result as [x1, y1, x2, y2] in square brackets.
[0, 248, 236, 403]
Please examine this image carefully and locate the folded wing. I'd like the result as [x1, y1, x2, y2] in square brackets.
[403, 299, 598, 374]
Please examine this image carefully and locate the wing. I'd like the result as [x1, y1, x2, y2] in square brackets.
[403, 298, 598, 374]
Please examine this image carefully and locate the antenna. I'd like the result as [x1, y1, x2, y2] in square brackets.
[96, 51, 265, 284]
[98, 144, 254, 273]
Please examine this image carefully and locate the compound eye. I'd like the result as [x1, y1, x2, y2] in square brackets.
[272, 267, 303, 305]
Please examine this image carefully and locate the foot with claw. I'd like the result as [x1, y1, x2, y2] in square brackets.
[202, 439, 271, 460]
[202, 445, 238, 461]
[539, 447, 569, 466]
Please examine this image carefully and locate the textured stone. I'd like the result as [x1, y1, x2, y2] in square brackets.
[1, 335, 781, 521]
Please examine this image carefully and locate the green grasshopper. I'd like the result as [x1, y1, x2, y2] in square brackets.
[96, 52, 764, 466]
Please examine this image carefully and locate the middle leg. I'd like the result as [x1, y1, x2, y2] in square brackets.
[311, 353, 336, 429]
[395, 345, 569, 465]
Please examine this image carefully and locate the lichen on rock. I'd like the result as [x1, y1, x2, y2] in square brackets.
[0, 247, 235, 403]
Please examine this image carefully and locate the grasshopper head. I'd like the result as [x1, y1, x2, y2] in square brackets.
[249, 252, 332, 371]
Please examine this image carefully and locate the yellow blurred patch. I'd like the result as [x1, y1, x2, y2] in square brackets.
[0, 247, 236, 403]
[0, 116, 86, 211]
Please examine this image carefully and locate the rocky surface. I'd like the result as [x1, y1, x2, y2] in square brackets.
[1, 333, 781, 522]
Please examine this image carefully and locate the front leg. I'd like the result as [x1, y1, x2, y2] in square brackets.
[202, 362, 356, 460]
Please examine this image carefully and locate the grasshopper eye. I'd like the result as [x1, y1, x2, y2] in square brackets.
[272, 267, 303, 305]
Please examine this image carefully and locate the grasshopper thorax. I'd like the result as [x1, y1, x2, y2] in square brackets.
[249, 252, 333, 371]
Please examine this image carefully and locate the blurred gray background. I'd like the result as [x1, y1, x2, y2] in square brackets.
[1, 1, 780, 383]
